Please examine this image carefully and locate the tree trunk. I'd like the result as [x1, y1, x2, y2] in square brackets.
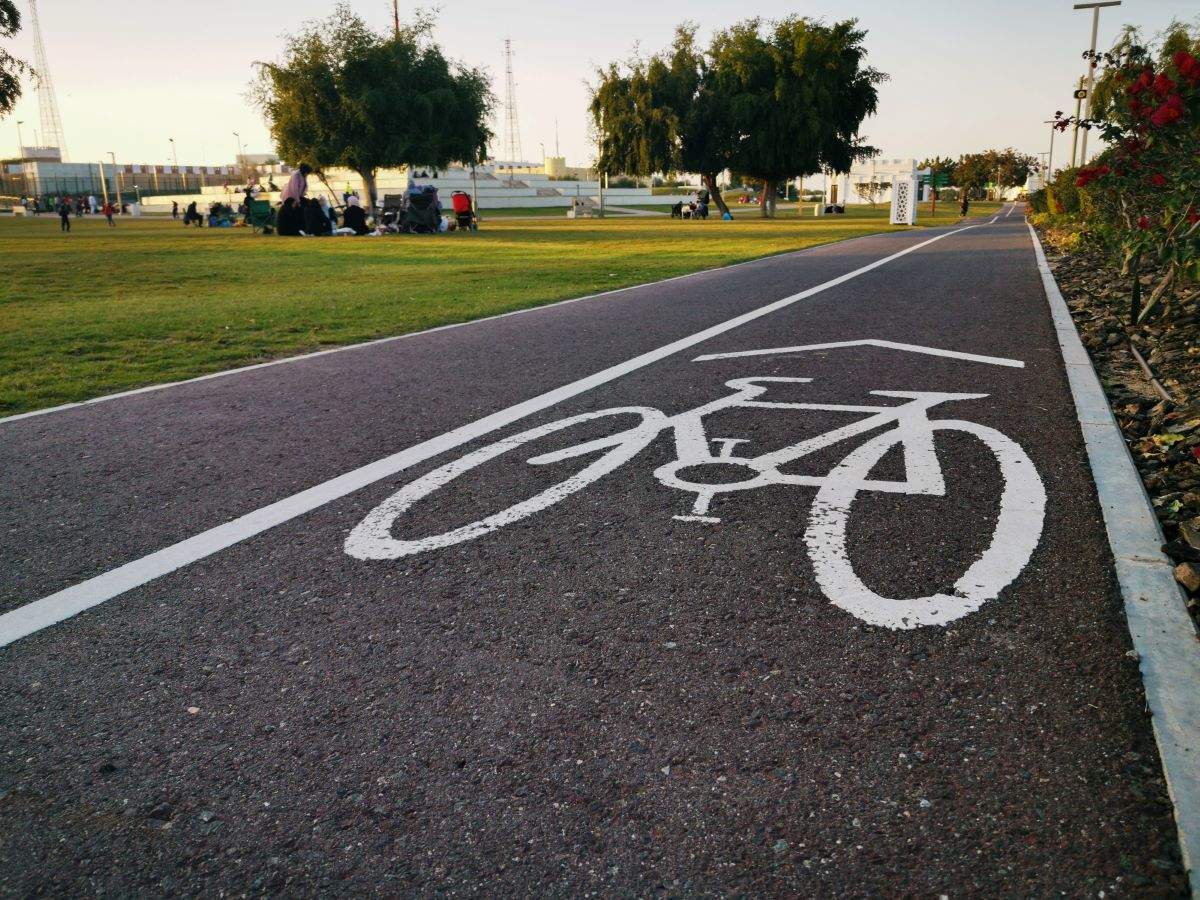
[358, 169, 378, 217]
[759, 179, 774, 218]
[703, 173, 729, 217]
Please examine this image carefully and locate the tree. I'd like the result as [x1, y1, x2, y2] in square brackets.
[590, 17, 886, 218]
[251, 4, 493, 209]
[590, 24, 735, 215]
[852, 179, 889, 207]
[0, 0, 28, 119]
[953, 149, 1037, 199]
[707, 17, 885, 217]
[953, 153, 991, 198]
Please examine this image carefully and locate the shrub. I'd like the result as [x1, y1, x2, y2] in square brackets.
[1053, 25, 1200, 321]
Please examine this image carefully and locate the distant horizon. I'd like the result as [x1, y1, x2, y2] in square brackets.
[1, 0, 1195, 171]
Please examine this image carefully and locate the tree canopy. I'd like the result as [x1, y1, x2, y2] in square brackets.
[953, 148, 1038, 199]
[0, 0, 27, 119]
[251, 4, 493, 207]
[590, 16, 886, 217]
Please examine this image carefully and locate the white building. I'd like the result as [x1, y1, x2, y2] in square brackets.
[805, 158, 933, 206]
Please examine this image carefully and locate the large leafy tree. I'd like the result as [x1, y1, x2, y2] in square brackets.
[709, 17, 885, 217]
[590, 17, 886, 219]
[252, 4, 493, 208]
[953, 148, 1037, 199]
[590, 25, 735, 214]
[0, 0, 28, 118]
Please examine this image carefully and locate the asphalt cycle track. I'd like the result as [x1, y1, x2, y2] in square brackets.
[0, 204, 1193, 894]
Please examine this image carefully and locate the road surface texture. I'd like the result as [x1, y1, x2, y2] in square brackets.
[0, 206, 1189, 895]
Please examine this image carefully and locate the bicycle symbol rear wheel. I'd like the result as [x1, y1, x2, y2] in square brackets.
[803, 420, 1046, 629]
[345, 407, 666, 560]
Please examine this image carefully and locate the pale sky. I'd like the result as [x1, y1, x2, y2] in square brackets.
[0, 0, 1195, 169]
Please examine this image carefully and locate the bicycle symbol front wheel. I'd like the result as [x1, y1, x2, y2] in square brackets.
[803, 420, 1046, 629]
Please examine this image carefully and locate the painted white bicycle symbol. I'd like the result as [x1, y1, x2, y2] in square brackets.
[346, 375, 1046, 630]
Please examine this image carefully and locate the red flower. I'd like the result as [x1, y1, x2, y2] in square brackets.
[1137, 216, 1152, 230]
[1152, 73, 1177, 97]
[1149, 173, 1166, 187]
[1150, 94, 1185, 127]
[1189, 212, 1200, 225]
[1129, 68, 1154, 95]
[1175, 50, 1200, 84]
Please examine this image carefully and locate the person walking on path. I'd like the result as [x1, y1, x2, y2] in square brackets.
[103, 201, 116, 227]
[58, 199, 71, 232]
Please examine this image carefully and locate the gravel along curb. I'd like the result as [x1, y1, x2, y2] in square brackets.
[1029, 222, 1200, 893]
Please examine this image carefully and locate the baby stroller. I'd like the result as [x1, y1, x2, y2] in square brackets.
[450, 191, 477, 232]
[402, 191, 441, 234]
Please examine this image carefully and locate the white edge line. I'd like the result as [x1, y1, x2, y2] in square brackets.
[0, 225, 977, 648]
[693, 339, 1024, 368]
[0, 225, 947, 427]
[1030, 221, 1200, 892]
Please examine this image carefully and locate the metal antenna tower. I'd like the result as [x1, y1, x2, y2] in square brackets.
[502, 39, 522, 170]
[27, 0, 68, 159]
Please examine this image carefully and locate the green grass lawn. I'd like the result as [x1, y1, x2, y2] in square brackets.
[0, 201, 1001, 416]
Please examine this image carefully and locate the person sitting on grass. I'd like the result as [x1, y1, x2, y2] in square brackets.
[301, 197, 332, 236]
[183, 200, 203, 227]
[341, 196, 370, 235]
[276, 197, 302, 236]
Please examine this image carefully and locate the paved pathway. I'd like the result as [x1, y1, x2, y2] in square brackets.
[0, 205, 1188, 894]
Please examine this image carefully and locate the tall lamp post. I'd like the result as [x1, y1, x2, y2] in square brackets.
[232, 132, 242, 184]
[15, 119, 23, 158]
[169, 137, 181, 191]
[1042, 119, 1058, 186]
[1073, 1, 1121, 165]
[109, 151, 121, 208]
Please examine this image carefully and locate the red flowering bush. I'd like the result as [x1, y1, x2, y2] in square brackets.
[1054, 33, 1200, 322]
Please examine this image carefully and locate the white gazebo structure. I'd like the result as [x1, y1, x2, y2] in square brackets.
[822, 158, 932, 207]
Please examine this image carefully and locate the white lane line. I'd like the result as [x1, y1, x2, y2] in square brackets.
[0, 228, 911, 427]
[1029, 222, 1200, 891]
[0, 226, 977, 649]
[989, 216, 999, 224]
[694, 339, 1024, 368]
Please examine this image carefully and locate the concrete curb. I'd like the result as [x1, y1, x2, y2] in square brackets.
[1029, 222, 1200, 893]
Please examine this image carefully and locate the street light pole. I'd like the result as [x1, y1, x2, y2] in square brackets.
[109, 151, 121, 208]
[15, 120, 23, 158]
[1073, 1, 1121, 165]
[170, 137, 183, 191]
[1043, 119, 1057, 185]
[1069, 76, 1085, 167]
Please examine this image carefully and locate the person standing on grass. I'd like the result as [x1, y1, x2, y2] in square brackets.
[959, 194, 970, 218]
[172, 200, 179, 220]
[281, 163, 312, 205]
[58, 198, 71, 232]
[103, 201, 116, 227]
